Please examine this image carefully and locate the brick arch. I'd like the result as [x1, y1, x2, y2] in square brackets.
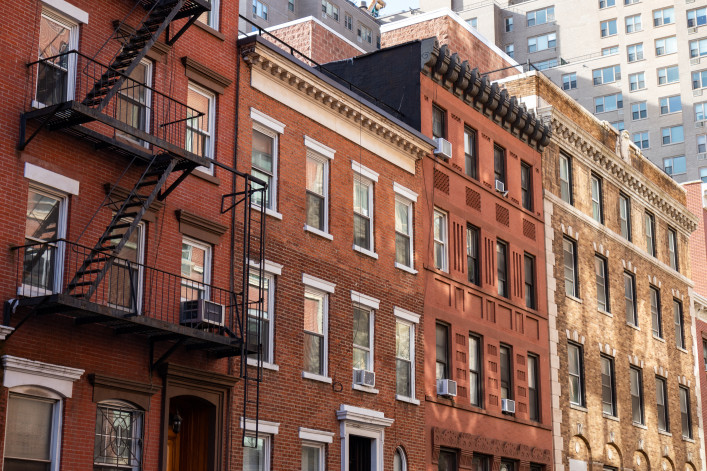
[568, 434, 591, 463]
[604, 443, 622, 469]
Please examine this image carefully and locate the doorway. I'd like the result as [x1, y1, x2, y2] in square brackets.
[349, 435, 372, 471]
[166, 395, 216, 471]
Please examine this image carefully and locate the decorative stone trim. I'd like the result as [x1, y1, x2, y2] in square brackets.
[88, 373, 159, 410]
[299, 427, 334, 443]
[302, 273, 335, 293]
[560, 223, 578, 239]
[598, 343, 616, 357]
[336, 404, 393, 428]
[671, 288, 684, 301]
[2, 355, 84, 398]
[241, 417, 280, 435]
[176, 209, 227, 245]
[350, 290, 380, 310]
[628, 355, 644, 368]
[566, 330, 585, 344]
[648, 275, 662, 288]
[677, 375, 691, 387]
[181, 57, 233, 94]
[621, 259, 637, 274]
[654, 365, 669, 378]
[113, 21, 170, 61]
[593, 242, 609, 257]
[0, 325, 15, 340]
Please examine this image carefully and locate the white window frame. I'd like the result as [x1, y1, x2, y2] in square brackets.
[592, 65, 621, 85]
[301, 441, 326, 470]
[394, 307, 419, 405]
[527, 32, 556, 53]
[351, 291, 378, 385]
[240, 418, 279, 471]
[246, 259, 281, 371]
[627, 43, 643, 62]
[180, 236, 211, 302]
[302, 274, 334, 383]
[526, 6, 554, 27]
[250, 108, 285, 219]
[660, 95, 681, 115]
[600, 19, 617, 37]
[625, 14, 642, 33]
[34, 8, 79, 108]
[187, 82, 216, 174]
[116, 58, 152, 148]
[629, 72, 645, 91]
[653, 6, 674, 27]
[662, 126, 684, 146]
[299, 427, 333, 471]
[633, 131, 649, 150]
[352, 161, 378, 258]
[336, 405, 393, 471]
[105, 220, 145, 314]
[562, 73, 576, 90]
[655, 36, 677, 56]
[198, 0, 220, 29]
[303, 136, 334, 239]
[393, 183, 417, 273]
[658, 65, 679, 85]
[433, 208, 448, 272]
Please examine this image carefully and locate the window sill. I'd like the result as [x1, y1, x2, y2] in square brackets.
[304, 224, 333, 240]
[652, 335, 665, 343]
[626, 322, 640, 331]
[247, 358, 279, 371]
[566, 294, 582, 304]
[194, 20, 226, 40]
[682, 436, 695, 443]
[570, 404, 588, 413]
[677, 346, 689, 354]
[302, 371, 332, 383]
[352, 384, 379, 394]
[598, 309, 612, 318]
[632, 422, 647, 429]
[353, 245, 378, 259]
[252, 204, 283, 220]
[395, 262, 418, 274]
[192, 168, 220, 185]
[395, 394, 420, 405]
[603, 413, 619, 422]
[658, 430, 672, 437]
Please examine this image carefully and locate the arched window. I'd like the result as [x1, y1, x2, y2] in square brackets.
[394, 447, 407, 471]
[94, 400, 144, 471]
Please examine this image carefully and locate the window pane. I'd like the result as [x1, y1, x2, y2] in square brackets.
[243, 436, 266, 471]
[302, 445, 320, 471]
[5, 395, 54, 462]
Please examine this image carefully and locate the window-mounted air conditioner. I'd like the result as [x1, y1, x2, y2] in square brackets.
[434, 137, 453, 160]
[695, 89, 704, 97]
[495, 179, 506, 193]
[698, 152, 707, 161]
[689, 26, 699, 34]
[696, 121, 705, 128]
[353, 369, 376, 387]
[501, 398, 516, 414]
[180, 299, 224, 326]
[692, 57, 701, 66]
[437, 378, 457, 397]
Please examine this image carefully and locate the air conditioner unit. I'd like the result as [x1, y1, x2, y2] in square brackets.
[180, 299, 224, 326]
[697, 121, 705, 128]
[699, 153, 707, 161]
[695, 89, 704, 97]
[434, 137, 452, 160]
[353, 369, 376, 387]
[689, 27, 699, 34]
[501, 398, 516, 414]
[437, 378, 457, 397]
[495, 179, 505, 193]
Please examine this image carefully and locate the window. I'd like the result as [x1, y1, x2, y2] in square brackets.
[593, 65, 621, 85]
[655, 36, 677, 56]
[629, 72, 645, 91]
[94, 401, 143, 471]
[562, 73, 577, 90]
[625, 14, 642, 33]
[243, 434, 271, 470]
[434, 209, 448, 272]
[321, 0, 339, 20]
[590, 174, 603, 223]
[187, 83, 215, 172]
[198, 0, 220, 28]
[472, 454, 491, 471]
[568, 343, 585, 406]
[527, 6, 554, 26]
[394, 448, 407, 471]
[504, 44, 514, 59]
[668, 227, 678, 271]
[438, 449, 457, 471]
[651, 286, 662, 338]
[680, 386, 692, 439]
[505, 17, 513, 32]
[250, 111, 283, 212]
[693, 70, 707, 89]
[625, 0, 639, 4]
[528, 354, 540, 422]
[656, 376, 669, 432]
[627, 43, 643, 62]
[602, 46, 618, 56]
[395, 195, 414, 270]
[247, 270, 275, 364]
[654, 7, 674, 26]
[631, 102, 647, 121]
[467, 18, 478, 29]
[624, 271, 637, 326]
[601, 19, 617, 37]
[595, 255, 609, 312]
[660, 96, 681, 115]
[357, 25, 372, 44]
[664, 156, 686, 177]
[619, 193, 631, 240]
[494, 145, 506, 186]
[674, 299, 685, 349]
[180, 238, 211, 303]
[594, 93, 623, 113]
[302, 443, 324, 471]
[700, 135, 707, 154]
[533, 58, 558, 70]
[645, 212, 655, 256]
[524, 253, 536, 309]
[252, 0, 268, 19]
[353, 173, 374, 253]
[521, 162, 532, 210]
[497, 240, 509, 298]
[658, 66, 679, 85]
[464, 126, 477, 179]
[345, 14, 352, 30]
[467, 225, 480, 286]
[436, 323, 449, 380]
[610, 121, 624, 131]
[600, 355, 616, 416]
[528, 33, 556, 52]
[305, 153, 329, 233]
[353, 305, 373, 372]
[36, 9, 78, 106]
[500, 345, 512, 400]
[691, 39, 707, 58]
[469, 334, 483, 407]
[559, 152, 572, 203]
[116, 59, 152, 145]
[662, 126, 684, 145]
[697, 102, 707, 122]
[288, 0, 294, 12]
[432, 104, 446, 139]
[563, 237, 579, 297]
[396, 318, 415, 399]
[630, 367, 644, 425]
[303, 287, 327, 377]
[599, 0, 615, 8]
[688, 7, 707, 27]
[704, 339, 707, 369]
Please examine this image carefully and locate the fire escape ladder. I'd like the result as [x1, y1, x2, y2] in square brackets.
[65, 153, 181, 301]
[83, 0, 186, 112]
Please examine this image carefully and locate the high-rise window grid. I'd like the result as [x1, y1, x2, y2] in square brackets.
[625, 14, 642, 33]
[659, 96, 681, 115]
[658, 66, 679, 85]
[528, 32, 557, 53]
[631, 102, 647, 120]
[633, 132, 649, 150]
[654, 7, 674, 26]
[655, 36, 677, 56]
[662, 126, 684, 145]
[594, 93, 623, 113]
[627, 43, 643, 62]
[562, 73, 577, 90]
[629, 72, 645, 91]
[688, 7, 707, 27]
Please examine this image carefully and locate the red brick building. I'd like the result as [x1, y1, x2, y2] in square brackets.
[324, 38, 553, 470]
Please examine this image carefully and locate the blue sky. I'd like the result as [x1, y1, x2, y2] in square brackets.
[380, 0, 419, 16]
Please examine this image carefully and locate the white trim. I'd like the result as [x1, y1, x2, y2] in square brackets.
[395, 394, 420, 405]
[302, 371, 333, 383]
[353, 245, 379, 259]
[255, 16, 366, 53]
[337, 405, 393, 471]
[2, 355, 83, 398]
[188, 83, 216, 174]
[240, 417, 280, 435]
[393, 306, 420, 324]
[302, 273, 336, 293]
[299, 427, 335, 443]
[304, 136, 336, 160]
[251, 108, 286, 134]
[248, 258, 283, 276]
[393, 182, 418, 202]
[336, 404, 393, 426]
[25, 163, 79, 195]
[305, 150, 330, 234]
[395, 262, 418, 274]
[0, 325, 14, 340]
[252, 204, 283, 220]
[246, 358, 279, 371]
[42, 0, 88, 23]
[199, 0, 220, 30]
[352, 383, 379, 394]
[304, 224, 334, 240]
[181, 236, 211, 301]
[394, 194, 415, 270]
[350, 290, 380, 310]
[351, 160, 379, 182]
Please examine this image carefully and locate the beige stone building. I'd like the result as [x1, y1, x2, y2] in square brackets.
[500, 71, 704, 471]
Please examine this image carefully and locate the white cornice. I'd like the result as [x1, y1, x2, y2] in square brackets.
[336, 404, 394, 428]
[2, 355, 84, 398]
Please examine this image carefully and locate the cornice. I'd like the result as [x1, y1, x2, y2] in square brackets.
[545, 111, 698, 235]
[181, 57, 233, 94]
[240, 41, 432, 162]
[421, 41, 551, 152]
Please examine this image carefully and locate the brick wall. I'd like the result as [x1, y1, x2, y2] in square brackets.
[265, 18, 365, 64]
[686, 182, 707, 297]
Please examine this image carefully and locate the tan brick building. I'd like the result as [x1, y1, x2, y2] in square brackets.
[501, 72, 704, 471]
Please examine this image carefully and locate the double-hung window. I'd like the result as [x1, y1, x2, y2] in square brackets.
[700, 135, 707, 154]
[352, 162, 378, 255]
[36, 9, 78, 107]
[600, 19, 617, 37]
[467, 224, 480, 285]
[674, 299, 685, 349]
[562, 73, 577, 90]
[94, 401, 143, 471]
[436, 323, 450, 380]
[691, 38, 707, 58]
[528, 33, 556, 53]
[627, 43, 643, 62]
[624, 271, 637, 326]
[321, 0, 339, 20]
[664, 156, 686, 177]
[505, 17, 513, 32]
[528, 354, 540, 422]
[625, 14, 642, 33]
[619, 193, 631, 240]
[559, 152, 572, 204]
[594, 93, 623, 113]
[694, 70, 707, 90]
[633, 132, 649, 149]
[186, 83, 215, 172]
[181, 237, 211, 302]
[680, 386, 692, 439]
[305, 149, 330, 235]
[658, 66, 679, 85]
[662, 126, 684, 146]
[593, 65, 621, 85]
[524, 253, 536, 309]
[243, 433, 271, 470]
[668, 227, 678, 270]
[527, 6, 554, 26]
[629, 72, 645, 91]
[688, 7, 707, 27]
[595, 255, 609, 312]
[563, 237, 579, 298]
[252, 0, 268, 19]
[302, 274, 334, 380]
[600, 355, 616, 416]
[116, 59, 152, 146]
[660, 96, 681, 115]
[505, 44, 514, 59]
[654, 7, 674, 26]
[432, 104, 446, 139]
[434, 209, 448, 272]
[631, 102, 647, 120]
[395, 309, 418, 400]
[494, 145, 506, 187]
[599, 0, 614, 8]
[630, 367, 644, 425]
[469, 334, 483, 407]
[655, 36, 677, 56]
[651, 286, 662, 338]
[198, 0, 220, 29]
[497, 240, 509, 298]
[568, 342, 585, 406]
[251, 110, 284, 214]
[521, 162, 533, 211]
[656, 376, 669, 432]
[352, 303, 374, 374]
[590, 174, 603, 223]
[247, 268, 276, 366]
[301, 442, 325, 471]
[465, 126, 477, 179]
[394, 183, 417, 271]
[645, 212, 655, 256]
[500, 345, 513, 400]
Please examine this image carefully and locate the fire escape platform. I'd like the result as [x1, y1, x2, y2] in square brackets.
[15, 293, 244, 358]
[138, 0, 211, 20]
